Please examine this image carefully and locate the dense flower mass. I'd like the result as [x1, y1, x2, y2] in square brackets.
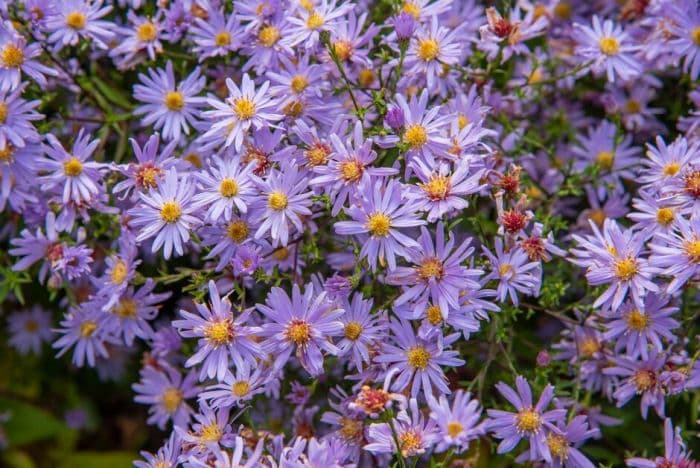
[0, 0, 699, 466]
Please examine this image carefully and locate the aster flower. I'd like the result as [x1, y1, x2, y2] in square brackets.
[133, 61, 207, 142]
[200, 210, 267, 271]
[113, 134, 178, 199]
[326, 11, 378, 69]
[186, 436, 265, 468]
[428, 390, 485, 453]
[374, 318, 464, 397]
[404, 16, 461, 89]
[9, 212, 62, 282]
[334, 179, 425, 271]
[192, 155, 257, 222]
[285, 0, 355, 49]
[0, 21, 58, 91]
[626, 418, 694, 467]
[172, 280, 263, 382]
[486, 376, 566, 463]
[93, 232, 141, 311]
[189, 8, 242, 60]
[627, 191, 683, 239]
[649, 215, 700, 293]
[176, 402, 236, 454]
[202, 73, 281, 151]
[639, 135, 697, 190]
[574, 15, 641, 83]
[482, 239, 540, 306]
[478, 7, 549, 62]
[0, 85, 42, 149]
[669, 1, 700, 81]
[198, 362, 269, 409]
[104, 280, 170, 346]
[135, 433, 181, 468]
[45, 0, 115, 51]
[110, 12, 164, 69]
[39, 129, 104, 204]
[52, 304, 114, 368]
[129, 169, 199, 260]
[336, 292, 386, 371]
[132, 362, 199, 430]
[604, 350, 667, 419]
[232, 244, 262, 277]
[534, 416, 598, 468]
[257, 283, 343, 377]
[7, 306, 53, 356]
[365, 398, 438, 458]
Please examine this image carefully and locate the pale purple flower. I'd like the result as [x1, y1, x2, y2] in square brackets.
[428, 390, 485, 453]
[365, 398, 439, 458]
[626, 418, 693, 467]
[7, 306, 53, 355]
[482, 239, 540, 306]
[45, 0, 115, 51]
[192, 155, 257, 222]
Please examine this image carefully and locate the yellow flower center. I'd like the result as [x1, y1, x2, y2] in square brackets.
[258, 25, 280, 47]
[290, 75, 308, 94]
[499, 263, 513, 277]
[226, 220, 249, 243]
[399, 430, 422, 457]
[366, 213, 391, 237]
[63, 157, 83, 177]
[219, 178, 239, 198]
[233, 97, 256, 120]
[528, 68, 543, 85]
[547, 433, 569, 460]
[340, 159, 363, 182]
[692, 26, 700, 46]
[625, 99, 641, 114]
[0, 102, 8, 124]
[516, 408, 541, 433]
[663, 162, 680, 176]
[185, 152, 202, 168]
[358, 68, 374, 87]
[215, 31, 231, 47]
[204, 320, 234, 346]
[339, 417, 363, 441]
[232, 381, 250, 397]
[633, 369, 656, 392]
[286, 319, 312, 345]
[268, 191, 288, 210]
[685, 239, 700, 263]
[305, 143, 330, 166]
[80, 320, 97, 337]
[656, 207, 674, 226]
[199, 423, 223, 444]
[406, 345, 430, 369]
[420, 175, 450, 201]
[553, 1, 572, 20]
[161, 387, 182, 413]
[426, 304, 442, 325]
[300, 0, 315, 11]
[614, 257, 638, 281]
[579, 337, 600, 357]
[160, 201, 182, 223]
[447, 421, 463, 438]
[137, 22, 158, 42]
[333, 40, 353, 61]
[0, 144, 14, 163]
[342, 321, 363, 340]
[282, 100, 303, 117]
[24, 320, 38, 332]
[599, 36, 620, 55]
[114, 298, 137, 318]
[417, 257, 443, 280]
[110, 259, 128, 285]
[66, 11, 87, 29]
[136, 166, 161, 189]
[596, 150, 614, 170]
[1, 45, 24, 68]
[402, 2, 421, 19]
[272, 247, 289, 261]
[403, 124, 428, 148]
[306, 11, 325, 29]
[416, 38, 440, 61]
[625, 309, 650, 331]
[457, 113, 469, 130]
[163, 91, 184, 111]
[589, 209, 606, 227]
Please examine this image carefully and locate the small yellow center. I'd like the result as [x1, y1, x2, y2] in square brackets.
[599, 36, 620, 55]
[402, 2, 421, 19]
[227, 220, 249, 243]
[403, 124, 428, 149]
[199, 423, 222, 444]
[0, 144, 14, 163]
[426, 304, 442, 325]
[268, 191, 288, 210]
[340, 159, 363, 182]
[589, 209, 606, 227]
[457, 114, 469, 130]
[286, 320, 312, 345]
[339, 417, 363, 441]
[499, 263, 513, 277]
[596, 150, 614, 170]
[137, 166, 161, 189]
[1, 45, 24, 68]
[417, 257, 443, 281]
[553, 2, 572, 20]
[162, 387, 182, 413]
[447, 421, 463, 438]
[63, 157, 83, 177]
[528, 68, 543, 85]
[290, 75, 308, 94]
[366, 213, 391, 237]
[547, 433, 569, 460]
[625, 99, 641, 114]
[114, 298, 137, 318]
[111, 259, 128, 285]
[333, 40, 353, 61]
[420, 175, 450, 201]
[663, 162, 680, 176]
[258, 25, 280, 47]
[692, 26, 700, 46]
[137, 22, 158, 42]
[656, 207, 674, 226]
[160, 201, 182, 223]
[625, 309, 650, 331]
[416, 38, 440, 61]
[66, 11, 87, 29]
[204, 320, 234, 346]
[272, 247, 289, 261]
[358, 68, 374, 87]
[516, 408, 541, 433]
[163, 91, 184, 111]
[614, 257, 638, 281]
[24, 320, 38, 332]
[633, 369, 655, 392]
[406, 346, 430, 369]
[0, 103, 8, 124]
[80, 321, 97, 337]
[233, 98, 256, 120]
[306, 11, 325, 29]
[219, 178, 239, 197]
[344, 321, 363, 340]
[215, 31, 231, 47]
[399, 430, 422, 457]
[685, 239, 700, 263]
[305, 143, 330, 166]
[232, 381, 250, 397]
[579, 337, 600, 357]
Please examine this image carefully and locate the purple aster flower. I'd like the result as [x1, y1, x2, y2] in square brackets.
[603, 293, 679, 360]
[199, 361, 269, 409]
[604, 350, 667, 419]
[104, 279, 170, 346]
[486, 376, 566, 463]
[529, 416, 599, 468]
[428, 390, 485, 453]
[387, 222, 482, 319]
[0, 21, 57, 91]
[189, 7, 242, 60]
[110, 12, 164, 69]
[326, 11, 378, 69]
[38, 129, 104, 204]
[336, 292, 386, 371]
[200, 210, 267, 271]
[173, 280, 263, 382]
[93, 232, 141, 311]
[202, 73, 281, 151]
[133, 61, 207, 142]
[365, 397, 438, 458]
[186, 436, 265, 468]
[669, 1, 700, 80]
[240, 18, 294, 74]
[257, 283, 344, 377]
[650, 214, 700, 293]
[9, 212, 62, 282]
[45, 0, 115, 51]
[176, 402, 236, 455]
[132, 362, 200, 430]
[334, 179, 425, 271]
[0, 85, 41, 148]
[192, 155, 256, 222]
[52, 303, 115, 368]
[135, 433, 181, 468]
[113, 134, 178, 199]
[252, 162, 313, 246]
[482, 238, 540, 306]
[628, 190, 683, 239]
[626, 418, 694, 467]
[129, 169, 199, 259]
[231, 244, 262, 277]
[285, 0, 354, 49]
[640, 135, 697, 190]
[479, 7, 548, 62]
[52, 243, 93, 281]
[574, 15, 641, 83]
[404, 16, 461, 89]
[6, 306, 53, 356]
[374, 318, 464, 397]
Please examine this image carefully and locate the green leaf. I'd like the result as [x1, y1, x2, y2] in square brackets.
[58, 452, 136, 468]
[0, 397, 68, 446]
